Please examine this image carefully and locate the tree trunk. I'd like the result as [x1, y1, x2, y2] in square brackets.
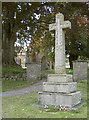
[2, 29, 10, 65]
[2, 28, 16, 65]
[69, 54, 78, 69]
[8, 39, 15, 65]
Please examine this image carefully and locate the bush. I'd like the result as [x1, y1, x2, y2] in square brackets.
[41, 73, 47, 79]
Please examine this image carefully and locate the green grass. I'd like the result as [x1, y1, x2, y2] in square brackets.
[2, 68, 88, 118]
[42, 69, 55, 73]
[2, 65, 37, 92]
[2, 65, 26, 77]
[2, 79, 87, 118]
[43, 68, 73, 74]
[2, 66, 73, 92]
[41, 73, 47, 79]
[2, 80, 36, 92]
[66, 68, 73, 74]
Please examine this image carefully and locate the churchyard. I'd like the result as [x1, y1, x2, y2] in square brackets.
[2, 67, 88, 118]
[1, 2, 89, 119]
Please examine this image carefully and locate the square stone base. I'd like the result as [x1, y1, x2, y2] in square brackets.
[48, 74, 73, 83]
[38, 91, 81, 107]
[43, 82, 77, 93]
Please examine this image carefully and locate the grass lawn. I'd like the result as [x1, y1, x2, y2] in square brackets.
[2, 68, 72, 92]
[2, 80, 36, 92]
[2, 79, 87, 118]
[2, 65, 36, 92]
[2, 68, 88, 118]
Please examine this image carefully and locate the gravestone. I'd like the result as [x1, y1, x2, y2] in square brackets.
[38, 13, 81, 108]
[73, 61, 88, 81]
[26, 63, 41, 81]
[26, 53, 41, 81]
[41, 56, 47, 71]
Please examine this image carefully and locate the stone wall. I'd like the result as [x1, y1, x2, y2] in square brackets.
[2, 73, 26, 81]
[26, 63, 41, 81]
[73, 61, 88, 81]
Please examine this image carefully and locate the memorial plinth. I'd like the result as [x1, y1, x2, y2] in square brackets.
[43, 82, 77, 93]
[38, 91, 81, 107]
[38, 13, 81, 108]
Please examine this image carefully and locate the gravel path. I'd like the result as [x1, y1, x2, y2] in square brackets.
[0, 79, 46, 97]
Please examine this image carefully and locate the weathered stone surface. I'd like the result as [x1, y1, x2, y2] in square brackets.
[27, 63, 41, 81]
[38, 13, 81, 109]
[43, 82, 77, 93]
[73, 61, 88, 81]
[47, 74, 73, 82]
[38, 91, 81, 107]
[49, 13, 71, 74]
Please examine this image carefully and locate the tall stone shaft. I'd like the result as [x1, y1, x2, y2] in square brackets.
[49, 13, 71, 74]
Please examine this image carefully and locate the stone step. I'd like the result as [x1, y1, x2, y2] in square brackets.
[43, 82, 77, 93]
[38, 91, 81, 107]
[47, 74, 73, 83]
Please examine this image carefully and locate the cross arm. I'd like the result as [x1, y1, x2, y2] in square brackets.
[61, 21, 71, 29]
[49, 23, 56, 31]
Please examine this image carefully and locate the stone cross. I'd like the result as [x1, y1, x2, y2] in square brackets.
[49, 13, 71, 74]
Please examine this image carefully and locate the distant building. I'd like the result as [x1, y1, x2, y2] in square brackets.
[15, 50, 27, 68]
